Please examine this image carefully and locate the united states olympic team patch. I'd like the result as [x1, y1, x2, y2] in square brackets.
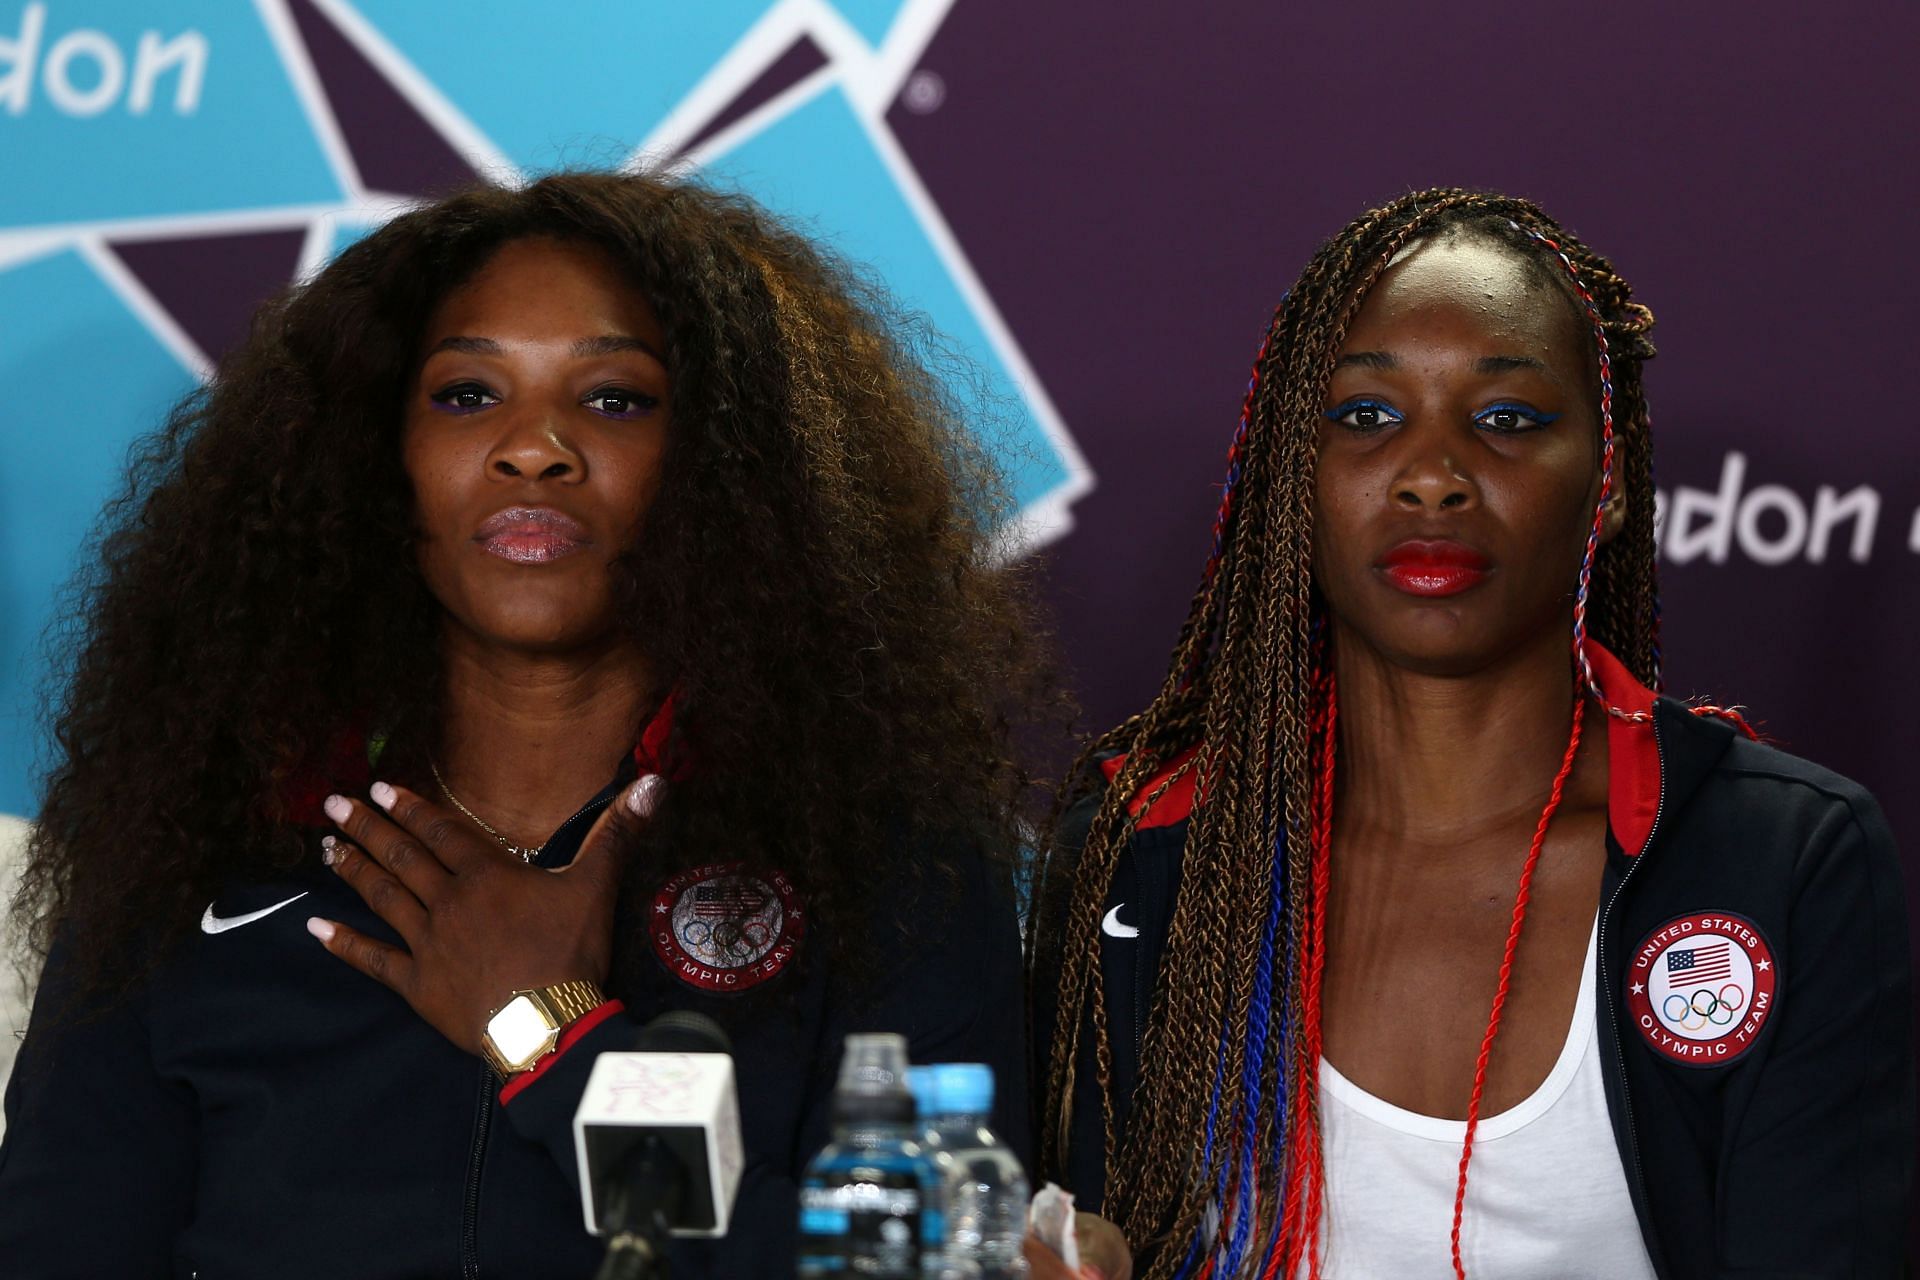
[651, 862, 804, 993]
[1626, 912, 1778, 1066]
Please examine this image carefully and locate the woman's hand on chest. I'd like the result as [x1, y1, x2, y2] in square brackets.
[303, 774, 663, 1054]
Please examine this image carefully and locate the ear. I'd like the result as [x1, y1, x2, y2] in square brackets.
[1597, 473, 1629, 546]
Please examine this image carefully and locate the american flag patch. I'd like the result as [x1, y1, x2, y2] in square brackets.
[689, 881, 766, 918]
[1666, 941, 1733, 986]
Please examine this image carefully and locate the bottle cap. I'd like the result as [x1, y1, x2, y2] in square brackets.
[907, 1065, 941, 1119]
[833, 1032, 916, 1125]
[837, 1033, 910, 1094]
[930, 1062, 994, 1116]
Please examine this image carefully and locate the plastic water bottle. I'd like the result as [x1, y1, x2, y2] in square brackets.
[908, 1067, 980, 1280]
[923, 1063, 1031, 1280]
[797, 1034, 927, 1279]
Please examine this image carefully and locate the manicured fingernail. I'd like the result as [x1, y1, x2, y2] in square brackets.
[370, 781, 396, 810]
[306, 917, 335, 943]
[626, 773, 664, 818]
[320, 835, 338, 866]
[323, 794, 351, 824]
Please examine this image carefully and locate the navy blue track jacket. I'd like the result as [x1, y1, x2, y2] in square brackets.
[1035, 645, 1913, 1277]
[0, 782, 1029, 1278]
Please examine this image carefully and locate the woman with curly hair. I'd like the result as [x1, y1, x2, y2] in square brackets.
[1033, 190, 1910, 1278]
[0, 171, 1042, 1277]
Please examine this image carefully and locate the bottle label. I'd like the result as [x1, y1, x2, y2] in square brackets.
[799, 1203, 850, 1235]
[799, 1182, 922, 1277]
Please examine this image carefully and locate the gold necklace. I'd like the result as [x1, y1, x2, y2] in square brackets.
[429, 759, 541, 863]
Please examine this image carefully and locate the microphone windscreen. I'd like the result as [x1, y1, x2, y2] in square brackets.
[574, 1048, 743, 1239]
[631, 1009, 731, 1055]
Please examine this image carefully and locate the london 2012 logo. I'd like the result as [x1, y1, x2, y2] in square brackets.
[0, 0, 1091, 819]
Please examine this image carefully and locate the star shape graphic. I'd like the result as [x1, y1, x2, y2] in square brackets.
[0, 0, 1089, 540]
[0, 0, 1093, 824]
[1756, 959, 1771, 971]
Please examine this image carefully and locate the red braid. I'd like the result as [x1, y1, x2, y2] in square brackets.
[1269, 668, 1338, 1279]
[1448, 697, 1588, 1276]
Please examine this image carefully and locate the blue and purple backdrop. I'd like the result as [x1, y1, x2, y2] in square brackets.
[2, 0, 1915, 1250]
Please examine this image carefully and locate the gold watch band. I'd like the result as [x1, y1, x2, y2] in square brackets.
[538, 979, 607, 1027]
[481, 980, 610, 1078]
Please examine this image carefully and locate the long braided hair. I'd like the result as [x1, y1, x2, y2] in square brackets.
[1034, 189, 1661, 1278]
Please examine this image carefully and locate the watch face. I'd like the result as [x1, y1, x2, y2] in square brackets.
[487, 995, 557, 1069]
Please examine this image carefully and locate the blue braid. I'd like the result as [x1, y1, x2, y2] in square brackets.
[1171, 1017, 1237, 1280]
[1219, 821, 1291, 1273]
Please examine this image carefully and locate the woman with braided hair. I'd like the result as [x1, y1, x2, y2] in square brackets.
[1031, 189, 1911, 1278]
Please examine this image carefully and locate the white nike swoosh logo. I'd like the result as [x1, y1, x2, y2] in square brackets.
[1101, 905, 1139, 939]
[201, 892, 309, 935]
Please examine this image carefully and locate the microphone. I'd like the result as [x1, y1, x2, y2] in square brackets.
[574, 1010, 743, 1280]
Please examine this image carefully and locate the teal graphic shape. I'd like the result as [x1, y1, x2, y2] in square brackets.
[702, 85, 1071, 513]
[322, 213, 381, 260]
[0, 1, 343, 228]
[348, 0, 771, 169]
[0, 249, 196, 815]
[829, 1, 910, 46]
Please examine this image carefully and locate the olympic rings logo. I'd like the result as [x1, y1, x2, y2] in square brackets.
[1660, 984, 1746, 1030]
[679, 914, 778, 960]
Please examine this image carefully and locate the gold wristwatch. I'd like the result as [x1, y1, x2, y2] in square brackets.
[480, 980, 607, 1077]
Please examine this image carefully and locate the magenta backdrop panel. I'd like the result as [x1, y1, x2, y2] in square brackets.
[893, 2, 1919, 922]
[891, 0, 1919, 1250]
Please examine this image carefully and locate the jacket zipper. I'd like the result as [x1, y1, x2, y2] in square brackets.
[1130, 843, 1146, 1064]
[1598, 710, 1666, 1275]
[534, 792, 614, 868]
[461, 1066, 492, 1279]
[1133, 948, 1146, 1064]
[459, 787, 613, 1276]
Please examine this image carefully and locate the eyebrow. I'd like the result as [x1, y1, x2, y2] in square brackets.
[425, 334, 666, 362]
[571, 334, 665, 362]
[1474, 354, 1547, 374]
[1332, 350, 1549, 374]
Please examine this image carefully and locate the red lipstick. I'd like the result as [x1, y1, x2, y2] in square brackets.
[1376, 539, 1491, 598]
[474, 506, 591, 564]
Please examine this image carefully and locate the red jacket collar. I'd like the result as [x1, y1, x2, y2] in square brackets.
[1097, 642, 1665, 854]
[1099, 744, 1201, 831]
[632, 689, 691, 781]
[1588, 642, 1662, 858]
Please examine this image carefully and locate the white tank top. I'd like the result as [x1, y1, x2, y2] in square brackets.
[1306, 918, 1658, 1278]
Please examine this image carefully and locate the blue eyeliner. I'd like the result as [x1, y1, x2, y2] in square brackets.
[1324, 397, 1404, 427]
[1475, 401, 1561, 430]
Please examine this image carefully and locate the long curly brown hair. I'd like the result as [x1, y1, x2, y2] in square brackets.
[1033, 189, 1660, 1277]
[13, 170, 1049, 1004]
